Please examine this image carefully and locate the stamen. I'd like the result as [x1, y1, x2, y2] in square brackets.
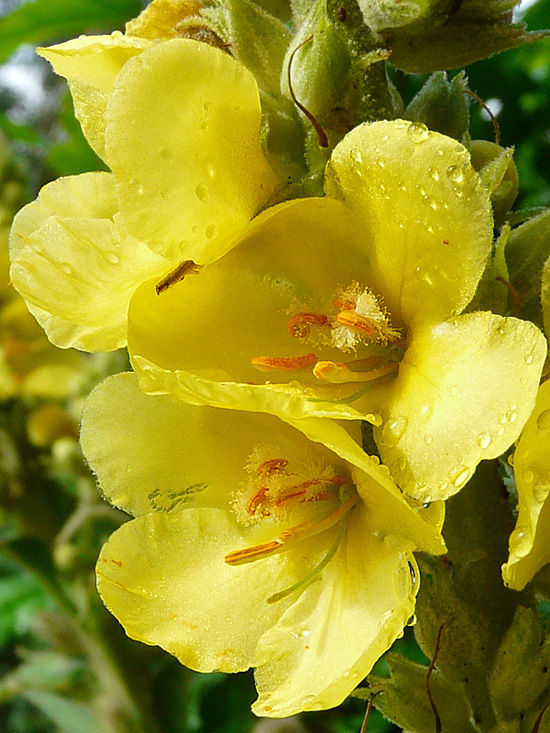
[225, 494, 358, 566]
[155, 259, 201, 295]
[266, 517, 348, 604]
[275, 476, 352, 507]
[336, 310, 403, 345]
[313, 360, 398, 384]
[287, 312, 331, 338]
[257, 458, 290, 476]
[251, 353, 318, 371]
[245, 485, 270, 517]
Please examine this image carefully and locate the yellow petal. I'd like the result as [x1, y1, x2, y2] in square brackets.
[375, 312, 547, 502]
[128, 197, 384, 421]
[82, 373, 445, 554]
[104, 38, 276, 262]
[10, 173, 168, 351]
[253, 504, 416, 716]
[83, 372, 351, 517]
[325, 120, 493, 328]
[97, 507, 303, 673]
[38, 34, 150, 159]
[502, 380, 550, 590]
[125, 0, 202, 39]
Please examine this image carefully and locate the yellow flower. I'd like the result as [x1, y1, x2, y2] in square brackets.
[0, 218, 83, 398]
[84, 372, 445, 717]
[9, 34, 275, 352]
[126, 120, 546, 503]
[502, 379, 550, 591]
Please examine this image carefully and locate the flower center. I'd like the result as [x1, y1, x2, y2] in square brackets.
[225, 447, 357, 586]
[251, 282, 404, 387]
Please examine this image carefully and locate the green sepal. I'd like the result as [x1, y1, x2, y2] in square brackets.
[283, 0, 396, 171]
[541, 255, 550, 340]
[201, 0, 291, 94]
[413, 462, 534, 730]
[467, 225, 510, 316]
[381, 4, 549, 73]
[470, 141, 518, 226]
[404, 71, 470, 142]
[357, 0, 448, 33]
[506, 208, 550, 328]
[489, 606, 550, 722]
[366, 653, 477, 732]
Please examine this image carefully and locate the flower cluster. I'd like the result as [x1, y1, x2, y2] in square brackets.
[9, 1, 548, 719]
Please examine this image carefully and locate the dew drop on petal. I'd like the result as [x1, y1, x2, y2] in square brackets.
[407, 122, 429, 143]
[128, 179, 144, 195]
[533, 481, 550, 503]
[450, 464, 471, 488]
[537, 409, 550, 432]
[477, 432, 491, 450]
[424, 433, 433, 445]
[509, 526, 533, 558]
[195, 184, 208, 201]
[522, 468, 535, 484]
[59, 263, 72, 274]
[105, 252, 120, 265]
[350, 147, 363, 164]
[205, 224, 217, 240]
[446, 164, 464, 183]
[525, 353, 534, 364]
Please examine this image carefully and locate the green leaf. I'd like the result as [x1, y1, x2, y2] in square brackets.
[0, 574, 48, 647]
[23, 690, 97, 733]
[0, 0, 142, 64]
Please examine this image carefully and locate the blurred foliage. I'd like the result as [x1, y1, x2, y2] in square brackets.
[0, 0, 548, 731]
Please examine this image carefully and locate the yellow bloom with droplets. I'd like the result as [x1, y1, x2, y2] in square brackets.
[9, 34, 276, 352]
[502, 379, 550, 590]
[83, 373, 445, 718]
[126, 120, 546, 503]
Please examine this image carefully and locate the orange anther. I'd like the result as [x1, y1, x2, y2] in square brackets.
[257, 458, 289, 476]
[336, 311, 380, 338]
[333, 298, 355, 310]
[287, 312, 331, 338]
[155, 259, 201, 295]
[245, 485, 270, 517]
[251, 353, 318, 371]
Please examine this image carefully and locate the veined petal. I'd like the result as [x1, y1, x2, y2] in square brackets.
[38, 34, 150, 159]
[82, 372, 353, 517]
[97, 507, 308, 673]
[325, 120, 493, 328]
[375, 312, 546, 502]
[253, 504, 416, 716]
[128, 197, 386, 421]
[104, 38, 277, 262]
[10, 173, 168, 351]
[502, 380, 550, 590]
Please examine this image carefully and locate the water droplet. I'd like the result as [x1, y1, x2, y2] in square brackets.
[424, 433, 433, 445]
[375, 157, 385, 168]
[508, 453, 515, 467]
[350, 148, 363, 164]
[397, 456, 407, 472]
[477, 432, 491, 450]
[533, 481, 550, 503]
[428, 167, 440, 181]
[450, 464, 471, 488]
[342, 669, 359, 681]
[420, 403, 433, 418]
[499, 414, 508, 425]
[525, 353, 534, 364]
[537, 409, 550, 432]
[205, 224, 217, 239]
[59, 263, 72, 274]
[507, 410, 518, 423]
[370, 455, 380, 465]
[407, 121, 429, 143]
[422, 194, 438, 210]
[446, 164, 464, 183]
[437, 480, 449, 493]
[379, 416, 408, 447]
[509, 526, 533, 558]
[128, 179, 144, 195]
[105, 252, 120, 265]
[159, 147, 174, 161]
[206, 164, 216, 178]
[522, 468, 535, 484]
[195, 184, 208, 201]
[497, 426, 505, 436]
